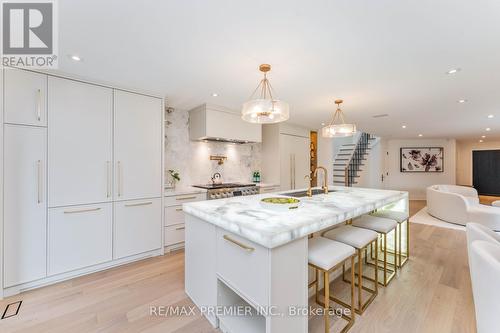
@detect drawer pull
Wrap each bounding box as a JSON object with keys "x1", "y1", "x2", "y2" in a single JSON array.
[
  {"x1": 175, "y1": 226, "x2": 185, "y2": 230},
  {"x1": 175, "y1": 208, "x2": 183, "y2": 212},
  {"x1": 223, "y1": 235, "x2": 255, "y2": 252},
  {"x1": 64, "y1": 207, "x2": 101, "y2": 214},
  {"x1": 125, "y1": 201, "x2": 153, "y2": 207},
  {"x1": 176, "y1": 196, "x2": 196, "y2": 201}
]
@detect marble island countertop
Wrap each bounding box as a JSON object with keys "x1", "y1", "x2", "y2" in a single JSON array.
[{"x1": 183, "y1": 186, "x2": 408, "y2": 249}]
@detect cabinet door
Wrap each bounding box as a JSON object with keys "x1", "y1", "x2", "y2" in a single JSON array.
[
  {"x1": 48, "y1": 203, "x2": 112, "y2": 275},
  {"x1": 114, "y1": 90, "x2": 162, "y2": 200},
  {"x1": 4, "y1": 125, "x2": 47, "y2": 287},
  {"x1": 280, "y1": 134, "x2": 293, "y2": 190},
  {"x1": 292, "y1": 136, "x2": 311, "y2": 189},
  {"x1": 280, "y1": 134, "x2": 310, "y2": 190},
  {"x1": 114, "y1": 198, "x2": 162, "y2": 259},
  {"x1": 4, "y1": 69, "x2": 47, "y2": 126},
  {"x1": 48, "y1": 77, "x2": 113, "y2": 207}
]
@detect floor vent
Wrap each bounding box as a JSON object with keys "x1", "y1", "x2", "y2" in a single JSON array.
[{"x1": 1, "y1": 300, "x2": 22, "y2": 320}]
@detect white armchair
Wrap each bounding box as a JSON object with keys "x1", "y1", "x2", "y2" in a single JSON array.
[
  {"x1": 467, "y1": 240, "x2": 500, "y2": 333},
  {"x1": 427, "y1": 185, "x2": 500, "y2": 231}
]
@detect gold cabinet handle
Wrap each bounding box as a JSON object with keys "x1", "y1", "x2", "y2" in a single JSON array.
[
  {"x1": 176, "y1": 196, "x2": 196, "y2": 201},
  {"x1": 175, "y1": 207, "x2": 183, "y2": 211},
  {"x1": 124, "y1": 201, "x2": 152, "y2": 207},
  {"x1": 117, "y1": 161, "x2": 122, "y2": 197},
  {"x1": 64, "y1": 207, "x2": 101, "y2": 214},
  {"x1": 37, "y1": 160, "x2": 42, "y2": 203},
  {"x1": 36, "y1": 89, "x2": 41, "y2": 121},
  {"x1": 175, "y1": 226, "x2": 185, "y2": 230},
  {"x1": 223, "y1": 235, "x2": 255, "y2": 252}
]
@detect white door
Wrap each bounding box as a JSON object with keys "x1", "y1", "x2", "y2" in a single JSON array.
[
  {"x1": 280, "y1": 134, "x2": 310, "y2": 190},
  {"x1": 4, "y1": 68, "x2": 47, "y2": 126},
  {"x1": 48, "y1": 203, "x2": 112, "y2": 275},
  {"x1": 114, "y1": 90, "x2": 162, "y2": 200},
  {"x1": 114, "y1": 198, "x2": 162, "y2": 259},
  {"x1": 4, "y1": 125, "x2": 47, "y2": 287},
  {"x1": 48, "y1": 77, "x2": 113, "y2": 207}
]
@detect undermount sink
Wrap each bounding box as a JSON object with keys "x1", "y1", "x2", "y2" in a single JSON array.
[{"x1": 283, "y1": 189, "x2": 336, "y2": 198}]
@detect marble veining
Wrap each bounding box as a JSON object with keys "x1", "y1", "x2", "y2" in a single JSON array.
[
  {"x1": 183, "y1": 186, "x2": 408, "y2": 248},
  {"x1": 164, "y1": 108, "x2": 261, "y2": 187}
]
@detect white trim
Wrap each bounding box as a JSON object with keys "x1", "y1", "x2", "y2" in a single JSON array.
[{"x1": 3, "y1": 248, "x2": 163, "y2": 297}]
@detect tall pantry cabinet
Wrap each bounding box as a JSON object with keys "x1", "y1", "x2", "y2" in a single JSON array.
[{"x1": 1, "y1": 68, "x2": 164, "y2": 296}]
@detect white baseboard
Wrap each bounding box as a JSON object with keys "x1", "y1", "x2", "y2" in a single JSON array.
[{"x1": 3, "y1": 248, "x2": 163, "y2": 297}]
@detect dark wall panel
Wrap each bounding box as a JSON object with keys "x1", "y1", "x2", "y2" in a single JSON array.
[{"x1": 473, "y1": 150, "x2": 500, "y2": 196}]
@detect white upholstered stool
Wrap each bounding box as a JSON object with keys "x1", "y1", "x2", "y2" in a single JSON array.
[
  {"x1": 371, "y1": 210, "x2": 410, "y2": 268},
  {"x1": 322, "y1": 225, "x2": 378, "y2": 315},
  {"x1": 492, "y1": 200, "x2": 500, "y2": 207},
  {"x1": 308, "y1": 237, "x2": 356, "y2": 333},
  {"x1": 352, "y1": 215, "x2": 398, "y2": 286}
]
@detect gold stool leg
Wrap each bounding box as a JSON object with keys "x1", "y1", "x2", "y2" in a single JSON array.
[
  {"x1": 398, "y1": 223, "x2": 402, "y2": 268},
  {"x1": 375, "y1": 238, "x2": 379, "y2": 294},
  {"x1": 357, "y1": 249, "x2": 362, "y2": 311},
  {"x1": 316, "y1": 268, "x2": 320, "y2": 305},
  {"x1": 324, "y1": 271, "x2": 330, "y2": 333},
  {"x1": 350, "y1": 255, "x2": 355, "y2": 324},
  {"x1": 383, "y1": 233, "x2": 387, "y2": 285}
]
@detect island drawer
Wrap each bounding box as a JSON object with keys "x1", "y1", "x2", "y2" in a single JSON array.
[
  {"x1": 216, "y1": 228, "x2": 269, "y2": 308},
  {"x1": 164, "y1": 193, "x2": 205, "y2": 207}
]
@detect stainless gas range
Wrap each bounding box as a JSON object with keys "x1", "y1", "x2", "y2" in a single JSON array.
[{"x1": 192, "y1": 183, "x2": 259, "y2": 200}]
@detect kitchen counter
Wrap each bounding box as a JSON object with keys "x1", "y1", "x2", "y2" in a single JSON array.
[
  {"x1": 184, "y1": 186, "x2": 408, "y2": 333},
  {"x1": 164, "y1": 187, "x2": 206, "y2": 197},
  {"x1": 183, "y1": 186, "x2": 408, "y2": 248}
]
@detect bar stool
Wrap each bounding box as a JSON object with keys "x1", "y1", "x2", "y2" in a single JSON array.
[
  {"x1": 322, "y1": 225, "x2": 378, "y2": 315},
  {"x1": 308, "y1": 237, "x2": 356, "y2": 333},
  {"x1": 371, "y1": 210, "x2": 410, "y2": 268},
  {"x1": 352, "y1": 215, "x2": 398, "y2": 286}
]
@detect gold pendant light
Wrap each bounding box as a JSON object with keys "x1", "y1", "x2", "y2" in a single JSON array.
[
  {"x1": 321, "y1": 99, "x2": 356, "y2": 137},
  {"x1": 242, "y1": 64, "x2": 290, "y2": 124}
]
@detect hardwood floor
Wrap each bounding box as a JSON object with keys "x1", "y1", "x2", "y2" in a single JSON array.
[
  {"x1": 479, "y1": 195, "x2": 500, "y2": 205},
  {"x1": 0, "y1": 200, "x2": 476, "y2": 333}
]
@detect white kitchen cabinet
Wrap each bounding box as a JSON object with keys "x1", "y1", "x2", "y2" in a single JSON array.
[
  {"x1": 3, "y1": 125, "x2": 47, "y2": 287},
  {"x1": 48, "y1": 203, "x2": 112, "y2": 275},
  {"x1": 164, "y1": 224, "x2": 185, "y2": 246},
  {"x1": 114, "y1": 90, "x2": 162, "y2": 201},
  {"x1": 280, "y1": 134, "x2": 310, "y2": 190},
  {"x1": 262, "y1": 124, "x2": 311, "y2": 190},
  {"x1": 114, "y1": 198, "x2": 162, "y2": 259},
  {"x1": 48, "y1": 77, "x2": 113, "y2": 207},
  {"x1": 4, "y1": 69, "x2": 47, "y2": 126}
]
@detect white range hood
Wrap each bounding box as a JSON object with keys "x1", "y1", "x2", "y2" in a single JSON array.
[{"x1": 189, "y1": 103, "x2": 262, "y2": 143}]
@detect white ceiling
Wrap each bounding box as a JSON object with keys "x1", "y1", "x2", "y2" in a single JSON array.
[{"x1": 55, "y1": 0, "x2": 500, "y2": 140}]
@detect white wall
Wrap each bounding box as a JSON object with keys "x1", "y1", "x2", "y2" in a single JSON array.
[
  {"x1": 165, "y1": 108, "x2": 261, "y2": 187},
  {"x1": 456, "y1": 139, "x2": 500, "y2": 186},
  {"x1": 384, "y1": 139, "x2": 456, "y2": 200}
]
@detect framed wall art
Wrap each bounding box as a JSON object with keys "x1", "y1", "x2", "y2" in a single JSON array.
[{"x1": 400, "y1": 147, "x2": 444, "y2": 173}]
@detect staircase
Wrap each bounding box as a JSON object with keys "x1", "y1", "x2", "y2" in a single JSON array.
[{"x1": 332, "y1": 132, "x2": 376, "y2": 186}]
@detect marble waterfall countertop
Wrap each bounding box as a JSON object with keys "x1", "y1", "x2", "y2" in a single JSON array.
[{"x1": 183, "y1": 186, "x2": 408, "y2": 248}]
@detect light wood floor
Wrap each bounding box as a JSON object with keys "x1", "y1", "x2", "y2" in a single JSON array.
[
  {"x1": 0, "y1": 200, "x2": 476, "y2": 333},
  {"x1": 479, "y1": 195, "x2": 500, "y2": 205}
]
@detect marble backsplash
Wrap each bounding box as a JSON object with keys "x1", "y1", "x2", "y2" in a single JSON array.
[{"x1": 165, "y1": 108, "x2": 261, "y2": 188}]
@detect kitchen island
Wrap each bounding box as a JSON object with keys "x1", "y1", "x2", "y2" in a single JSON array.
[{"x1": 183, "y1": 186, "x2": 408, "y2": 333}]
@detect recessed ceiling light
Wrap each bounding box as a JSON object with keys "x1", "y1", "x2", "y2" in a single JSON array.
[
  {"x1": 486, "y1": 128, "x2": 491, "y2": 131},
  {"x1": 402, "y1": 125, "x2": 407, "y2": 129},
  {"x1": 479, "y1": 140, "x2": 484, "y2": 143},
  {"x1": 457, "y1": 99, "x2": 467, "y2": 103},
  {"x1": 418, "y1": 134, "x2": 423, "y2": 137},
  {"x1": 482, "y1": 135, "x2": 486, "y2": 138},
  {"x1": 321, "y1": 122, "x2": 325, "y2": 126},
  {"x1": 488, "y1": 114, "x2": 494, "y2": 119},
  {"x1": 70, "y1": 55, "x2": 82, "y2": 61},
  {"x1": 211, "y1": 93, "x2": 218, "y2": 97},
  {"x1": 446, "y1": 68, "x2": 461, "y2": 75}
]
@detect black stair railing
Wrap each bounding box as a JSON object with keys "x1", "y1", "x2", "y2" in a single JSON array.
[{"x1": 344, "y1": 132, "x2": 372, "y2": 186}]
